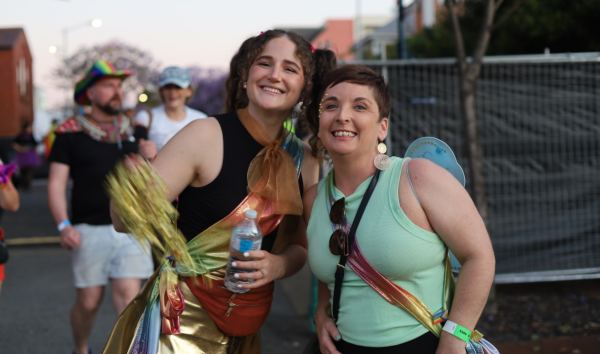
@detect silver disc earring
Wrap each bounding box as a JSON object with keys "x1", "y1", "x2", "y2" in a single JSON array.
[{"x1": 374, "y1": 141, "x2": 391, "y2": 170}]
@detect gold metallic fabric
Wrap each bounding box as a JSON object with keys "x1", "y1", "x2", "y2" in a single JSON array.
[
  {"x1": 102, "y1": 275, "x2": 261, "y2": 354},
  {"x1": 156, "y1": 280, "x2": 261, "y2": 354},
  {"x1": 102, "y1": 270, "x2": 159, "y2": 354}
]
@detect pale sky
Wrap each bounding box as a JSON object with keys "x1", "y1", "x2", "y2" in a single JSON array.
[{"x1": 2, "y1": 0, "x2": 411, "y2": 109}]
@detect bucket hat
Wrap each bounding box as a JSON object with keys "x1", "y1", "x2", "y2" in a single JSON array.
[{"x1": 74, "y1": 61, "x2": 133, "y2": 105}]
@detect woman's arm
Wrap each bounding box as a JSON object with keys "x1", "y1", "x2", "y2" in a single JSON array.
[
  {"x1": 236, "y1": 145, "x2": 320, "y2": 289},
  {"x1": 301, "y1": 183, "x2": 342, "y2": 353},
  {"x1": 269, "y1": 143, "x2": 321, "y2": 278},
  {"x1": 315, "y1": 280, "x2": 342, "y2": 354},
  {"x1": 0, "y1": 180, "x2": 19, "y2": 211},
  {"x1": 404, "y1": 158, "x2": 495, "y2": 353},
  {"x1": 12, "y1": 143, "x2": 25, "y2": 153},
  {"x1": 111, "y1": 118, "x2": 223, "y2": 232},
  {"x1": 301, "y1": 142, "x2": 320, "y2": 192}
]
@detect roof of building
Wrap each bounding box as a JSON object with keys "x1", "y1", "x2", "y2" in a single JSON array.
[
  {"x1": 0, "y1": 28, "x2": 24, "y2": 50},
  {"x1": 354, "y1": 18, "x2": 399, "y2": 49},
  {"x1": 274, "y1": 27, "x2": 324, "y2": 42}
]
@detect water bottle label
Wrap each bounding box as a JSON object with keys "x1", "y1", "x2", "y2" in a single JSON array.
[
  {"x1": 230, "y1": 228, "x2": 261, "y2": 253},
  {"x1": 238, "y1": 239, "x2": 256, "y2": 253}
]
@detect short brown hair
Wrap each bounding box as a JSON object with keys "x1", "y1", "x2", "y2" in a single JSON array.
[{"x1": 306, "y1": 64, "x2": 391, "y2": 156}]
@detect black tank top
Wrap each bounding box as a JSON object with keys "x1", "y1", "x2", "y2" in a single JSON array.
[{"x1": 177, "y1": 111, "x2": 304, "y2": 252}]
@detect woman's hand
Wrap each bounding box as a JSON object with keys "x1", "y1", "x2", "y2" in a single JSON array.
[
  {"x1": 435, "y1": 331, "x2": 467, "y2": 354},
  {"x1": 138, "y1": 139, "x2": 158, "y2": 160},
  {"x1": 315, "y1": 312, "x2": 342, "y2": 354},
  {"x1": 231, "y1": 250, "x2": 285, "y2": 289}
]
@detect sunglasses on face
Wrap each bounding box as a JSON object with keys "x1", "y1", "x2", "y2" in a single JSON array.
[{"x1": 329, "y1": 198, "x2": 348, "y2": 256}]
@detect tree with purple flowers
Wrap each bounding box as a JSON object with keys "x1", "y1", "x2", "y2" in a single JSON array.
[
  {"x1": 52, "y1": 40, "x2": 161, "y2": 108},
  {"x1": 186, "y1": 66, "x2": 228, "y2": 116},
  {"x1": 52, "y1": 41, "x2": 228, "y2": 115}
]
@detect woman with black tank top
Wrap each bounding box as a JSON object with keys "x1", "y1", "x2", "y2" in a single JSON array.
[{"x1": 105, "y1": 30, "x2": 336, "y2": 354}]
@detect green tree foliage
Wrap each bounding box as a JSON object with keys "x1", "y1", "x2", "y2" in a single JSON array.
[{"x1": 408, "y1": 0, "x2": 600, "y2": 58}]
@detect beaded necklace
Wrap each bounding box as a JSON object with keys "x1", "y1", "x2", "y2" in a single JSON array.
[{"x1": 75, "y1": 114, "x2": 135, "y2": 148}]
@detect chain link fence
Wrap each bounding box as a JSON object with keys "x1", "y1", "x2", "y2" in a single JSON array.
[{"x1": 355, "y1": 53, "x2": 600, "y2": 283}]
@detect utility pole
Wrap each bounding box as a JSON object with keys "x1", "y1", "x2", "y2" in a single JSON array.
[
  {"x1": 355, "y1": 0, "x2": 362, "y2": 60},
  {"x1": 397, "y1": 0, "x2": 408, "y2": 59}
]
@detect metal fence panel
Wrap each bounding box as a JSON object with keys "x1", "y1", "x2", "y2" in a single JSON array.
[{"x1": 356, "y1": 53, "x2": 600, "y2": 283}]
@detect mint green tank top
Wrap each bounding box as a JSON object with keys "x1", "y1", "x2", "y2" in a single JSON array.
[{"x1": 307, "y1": 157, "x2": 447, "y2": 347}]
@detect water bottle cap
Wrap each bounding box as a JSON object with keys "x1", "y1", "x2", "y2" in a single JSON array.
[{"x1": 245, "y1": 209, "x2": 257, "y2": 219}]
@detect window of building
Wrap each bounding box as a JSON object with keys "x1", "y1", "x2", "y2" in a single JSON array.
[{"x1": 17, "y1": 58, "x2": 28, "y2": 97}]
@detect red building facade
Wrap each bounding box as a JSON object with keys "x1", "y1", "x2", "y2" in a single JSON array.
[
  {"x1": 0, "y1": 28, "x2": 34, "y2": 137},
  {"x1": 311, "y1": 20, "x2": 355, "y2": 61}
]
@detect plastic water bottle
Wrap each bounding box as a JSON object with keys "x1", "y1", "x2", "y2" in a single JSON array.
[{"x1": 224, "y1": 209, "x2": 263, "y2": 293}]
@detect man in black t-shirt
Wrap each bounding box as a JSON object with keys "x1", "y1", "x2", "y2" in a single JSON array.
[{"x1": 47, "y1": 61, "x2": 157, "y2": 354}]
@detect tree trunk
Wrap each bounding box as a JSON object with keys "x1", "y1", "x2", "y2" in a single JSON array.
[
  {"x1": 459, "y1": 76, "x2": 489, "y2": 228},
  {"x1": 446, "y1": 0, "x2": 529, "y2": 317}
]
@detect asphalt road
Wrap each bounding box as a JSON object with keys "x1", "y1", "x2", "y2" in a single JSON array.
[{"x1": 0, "y1": 180, "x2": 314, "y2": 353}]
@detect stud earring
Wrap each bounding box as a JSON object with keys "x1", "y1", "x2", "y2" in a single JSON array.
[
  {"x1": 374, "y1": 140, "x2": 391, "y2": 171},
  {"x1": 243, "y1": 82, "x2": 247, "y2": 89}
]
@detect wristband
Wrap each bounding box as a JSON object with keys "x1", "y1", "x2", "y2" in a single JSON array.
[
  {"x1": 442, "y1": 320, "x2": 471, "y2": 342},
  {"x1": 57, "y1": 220, "x2": 71, "y2": 232}
]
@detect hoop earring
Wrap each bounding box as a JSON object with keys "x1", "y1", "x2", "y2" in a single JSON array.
[{"x1": 374, "y1": 139, "x2": 391, "y2": 171}]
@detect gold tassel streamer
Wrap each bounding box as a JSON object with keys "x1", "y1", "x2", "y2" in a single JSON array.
[{"x1": 105, "y1": 158, "x2": 198, "y2": 274}]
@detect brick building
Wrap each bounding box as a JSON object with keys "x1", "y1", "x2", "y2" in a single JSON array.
[
  {"x1": 279, "y1": 17, "x2": 392, "y2": 62},
  {"x1": 0, "y1": 28, "x2": 34, "y2": 138},
  {"x1": 310, "y1": 20, "x2": 355, "y2": 61}
]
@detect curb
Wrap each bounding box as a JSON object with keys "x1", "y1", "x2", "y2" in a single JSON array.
[{"x1": 5, "y1": 236, "x2": 61, "y2": 246}]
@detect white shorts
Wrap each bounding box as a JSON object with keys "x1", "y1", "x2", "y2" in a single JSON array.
[{"x1": 71, "y1": 224, "x2": 154, "y2": 288}]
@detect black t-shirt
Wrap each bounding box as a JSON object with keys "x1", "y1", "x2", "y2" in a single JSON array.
[{"x1": 48, "y1": 126, "x2": 147, "y2": 225}]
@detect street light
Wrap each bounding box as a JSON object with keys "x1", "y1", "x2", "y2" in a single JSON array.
[
  {"x1": 62, "y1": 19, "x2": 103, "y2": 59},
  {"x1": 49, "y1": 19, "x2": 103, "y2": 114},
  {"x1": 48, "y1": 19, "x2": 103, "y2": 58}
]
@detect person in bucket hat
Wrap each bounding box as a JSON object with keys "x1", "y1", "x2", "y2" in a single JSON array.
[
  {"x1": 47, "y1": 61, "x2": 156, "y2": 354},
  {"x1": 134, "y1": 66, "x2": 207, "y2": 151}
]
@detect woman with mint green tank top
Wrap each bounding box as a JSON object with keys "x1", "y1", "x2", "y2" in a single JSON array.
[{"x1": 302, "y1": 65, "x2": 495, "y2": 354}]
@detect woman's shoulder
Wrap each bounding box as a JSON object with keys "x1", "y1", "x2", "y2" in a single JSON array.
[
  {"x1": 179, "y1": 116, "x2": 221, "y2": 136},
  {"x1": 162, "y1": 116, "x2": 221, "y2": 152},
  {"x1": 185, "y1": 106, "x2": 208, "y2": 119},
  {"x1": 403, "y1": 157, "x2": 461, "y2": 193},
  {"x1": 303, "y1": 179, "x2": 323, "y2": 224},
  {"x1": 301, "y1": 141, "x2": 318, "y2": 165}
]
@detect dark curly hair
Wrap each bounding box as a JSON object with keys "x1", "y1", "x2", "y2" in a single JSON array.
[
  {"x1": 224, "y1": 30, "x2": 337, "y2": 157},
  {"x1": 305, "y1": 64, "x2": 391, "y2": 157}
]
